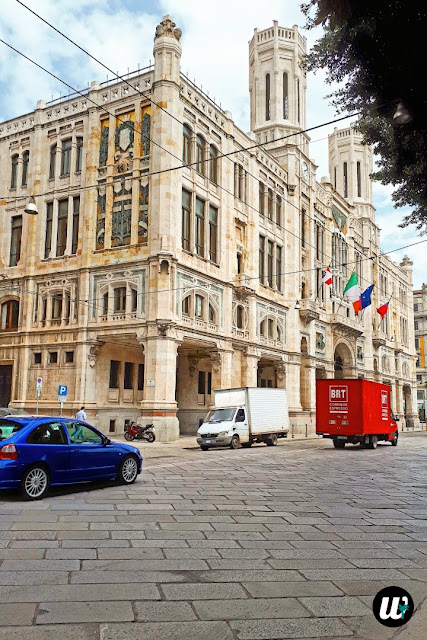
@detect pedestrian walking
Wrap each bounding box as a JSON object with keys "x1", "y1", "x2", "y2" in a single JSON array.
[{"x1": 76, "y1": 406, "x2": 87, "y2": 421}]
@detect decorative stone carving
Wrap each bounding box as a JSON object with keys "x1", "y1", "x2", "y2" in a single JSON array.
[
  {"x1": 210, "y1": 352, "x2": 221, "y2": 373},
  {"x1": 189, "y1": 357, "x2": 198, "y2": 376},
  {"x1": 112, "y1": 180, "x2": 132, "y2": 247},
  {"x1": 139, "y1": 182, "x2": 149, "y2": 242},
  {"x1": 155, "y1": 15, "x2": 182, "y2": 41},
  {"x1": 87, "y1": 342, "x2": 102, "y2": 368},
  {"x1": 275, "y1": 361, "x2": 286, "y2": 383}
]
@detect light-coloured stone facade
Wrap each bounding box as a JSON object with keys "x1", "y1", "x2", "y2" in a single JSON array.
[
  {"x1": 414, "y1": 284, "x2": 427, "y2": 422},
  {"x1": 0, "y1": 16, "x2": 419, "y2": 439}
]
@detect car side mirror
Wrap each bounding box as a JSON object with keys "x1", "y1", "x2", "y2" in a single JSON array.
[{"x1": 103, "y1": 437, "x2": 111, "y2": 445}]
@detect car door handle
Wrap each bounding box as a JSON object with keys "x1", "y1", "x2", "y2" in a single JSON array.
[{"x1": 72, "y1": 449, "x2": 82, "y2": 453}]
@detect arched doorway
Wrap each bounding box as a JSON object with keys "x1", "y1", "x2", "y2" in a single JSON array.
[
  {"x1": 403, "y1": 384, "x2": 414, "y2": 429},
  {"x1": 334, "y1": 342, "x2": 354, "y2": 379},
  {"x1": 300, "y1": 337, "x2": 310, "y2": 409}
]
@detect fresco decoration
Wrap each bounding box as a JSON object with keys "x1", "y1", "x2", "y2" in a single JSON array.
[
  {"x1": 99, "y1": 124, "x2": 109, "y2": 167},
  {"x1": 112, "y1": 179, "x2": 132, "y2": 247},
  {"x1": 96, "y1": 189, "x2": 106, "y2": 250},
  {"x1": 138, "y1": 181, "x2": 149, "y2": 244},
  {"x1": 332, "y1": 206, "x2": 347, "y2": 234},
  {"x1": 141, "y1": 112, "x2": 151, "y2": 157}
]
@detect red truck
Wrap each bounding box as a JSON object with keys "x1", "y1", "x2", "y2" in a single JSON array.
[{"x1": 316, "y1": 379, "x2": 399, "y2": 449}]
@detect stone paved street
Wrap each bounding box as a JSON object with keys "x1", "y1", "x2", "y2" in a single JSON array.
[{"x1": 0, "y1": 433, "x2": 426, "y2": 639}]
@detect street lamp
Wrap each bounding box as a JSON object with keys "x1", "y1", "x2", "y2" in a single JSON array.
[
  {"x1": 24, "y1": 195, "x2": 38, "y2": 215},
  {"x1": 393, "y1": 101, "x2": 412, "y2": 125}
]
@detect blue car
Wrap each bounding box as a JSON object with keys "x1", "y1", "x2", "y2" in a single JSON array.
[{"x1": 0, "y1": 416, "x2": 143, "y2": 500}]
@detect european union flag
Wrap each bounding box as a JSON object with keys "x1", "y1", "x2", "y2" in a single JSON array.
[{"x1": 360, "y1": 284, "x2": 374, "y2": 309}]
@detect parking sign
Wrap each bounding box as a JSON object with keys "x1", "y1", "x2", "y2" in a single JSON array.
[{"x1": 58, "y1": 385, "x2": 68, "y2": 402}]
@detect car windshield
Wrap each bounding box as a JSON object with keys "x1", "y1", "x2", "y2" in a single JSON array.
[
  {"x1": 0, "y1": 419, "x2": 26, "y2": 441},
  {"x1": 206, "y1": 408, "x2": 236, "y2": 423}
]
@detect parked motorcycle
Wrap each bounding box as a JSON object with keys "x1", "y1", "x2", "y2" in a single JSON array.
[{"x1": 124, "y1": 422, "x2": 156, "y2": 443}]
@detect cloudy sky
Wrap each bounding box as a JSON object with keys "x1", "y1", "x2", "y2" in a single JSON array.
[{"x1": 1, "y1": 0, "x2": 425, "y2": 287}]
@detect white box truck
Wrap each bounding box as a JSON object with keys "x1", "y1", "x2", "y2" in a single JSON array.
[{"x1": 196, "y1": 387, "x2": 289, "y2": 450}]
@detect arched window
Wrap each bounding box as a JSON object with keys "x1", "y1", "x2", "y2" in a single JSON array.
[
  {"x1": 276, "y1": 195, "x2": 281, "y2": 225},
  {"x1": 236, "y1": 305, "x2": 244, "y2": 329},
  {"x1": 61, "y1": 138, "x2": 72, "y2": 176},
  {"x1": 195, "y1": 294, "x2": 204, "y2": 319},
  {"x1": 49, "y1": 144, "x2": 57, "y2": 179},
  {"x1": 22, "y1": 151, "x2": 29, "y2": 186},
  {"x1": 182, "y1": 295, "x2": 190, "y2": 316},
  {"x1": 1, "y1": 300, "x2": 19, "y2": 331},
  {"x1": 343, "y1": 162, "x2": 348, "y2": 198},
  {"x1": 76, "y1": 136, "x2": 83, "y2": 172},
  {"x1": 356, "y1": 161, "x2": 362, "y2": 197},
  {"x1": 283, "y1": 72, "x2": 289, "y2": 119},
  {"x1": 196, "y1": 135, "x2": 205, "y2": 174},
  {"x1": 10, "y1": 154, "x2": 18, "y2": 188},
  {"x1": 267, "y1": 188, "x2": 273, "y2": 220},
  {"x1": 260, "y1": 319, "x2": 266, "y2": 337},
  {"x1": 209, "y1": 304, "x2": 216, "y2": 323},
  {"x1": 183, "y1": 124, "x2": 192, "y2": 165},
  {"x1": 265, "y1": 73, "x2": 271, "y2": 121},
  {"x1": 209, "y1": 144, "x2": 218, "y2": 183}
]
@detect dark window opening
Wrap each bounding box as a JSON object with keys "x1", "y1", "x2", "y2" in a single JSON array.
[
  {"x1": 124, "y1": 362, "x2": 134, "y2": 390},
  {"x1": 71, "y1": 196, "x2": 80, "y2": 254},
  {"x1": 49, "y1": 351, "x2": 58, "y2": 364},
  {"x1": 138, "y1": 363, "x2": 145, "y2": 391},
  {"x1": 76, "y1": 137, "x2": 83, "y2": 172},
  {"x1": 34, "y1": 352, "x2": 42, "y2": 365},
  {"x1": 45, "y1": 203, "x2": 53, "y2": 258},
  {"x1": 56, "y1": 199, "x2": 68, "y2": 257},
  {"x1": 22, "y1": 151, "x2": 29, "y2": 186},
  {"x1": 109, "y1": 360, "x2": 119, "y2": 388},
  {"x1": 10, "y1": 215, "x2": 22, "y2": 267},
  {"x1": 61, "y1": 138, "x2": 72, "y2": 176},
  {"x1": 198, "y1": 371, "x2": 205, "y2": 395},
  {"x1": 65, "y1": 351, "x2": 74, "y2": 363},
  {"x1": 182, "y1": 189, "x2": 191, "y2": 251}
]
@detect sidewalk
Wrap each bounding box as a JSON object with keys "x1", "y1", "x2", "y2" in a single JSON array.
[{"x1": 114, "y1": 430, "x2": 321, "y2": 458}]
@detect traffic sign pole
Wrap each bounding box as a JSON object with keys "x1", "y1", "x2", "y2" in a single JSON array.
[{"x1": 36, "y1": 378, "x2": 43, "y2": 416}]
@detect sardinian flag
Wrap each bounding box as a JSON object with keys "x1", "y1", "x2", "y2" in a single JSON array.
[{"x1": 322, "y1": 267, "x2": 332, "y2": 287}]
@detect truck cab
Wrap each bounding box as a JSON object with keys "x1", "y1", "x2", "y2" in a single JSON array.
[{"x1": 197, "y1": 406, "x2": 248, "y2": 450}]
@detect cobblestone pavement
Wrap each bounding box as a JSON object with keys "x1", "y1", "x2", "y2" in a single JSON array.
[{"x1": 0, "y1": 433, "x2": 426, "y2": 639}]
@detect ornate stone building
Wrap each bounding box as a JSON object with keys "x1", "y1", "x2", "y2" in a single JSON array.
[
  {"x1": 0, "y1": 16, "x2": 419, "y2": 439},
  {"x1": 414, "y1": 284, "x2": 427, "y2": 421}
]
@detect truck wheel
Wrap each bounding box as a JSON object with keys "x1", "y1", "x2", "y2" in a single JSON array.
[
  {"x1": 391, "y1": 431, "x2": 398, "y2": 446},
  {"x1": 333, "y1": 440, "x2": 345, "y2": 448},
  {"x1": 266, "y1": 433, "x2": 278, "y2": 446},
  {"x1": 230, "y1": 435, "x2": 240, "y2": 449},
  {"x1": 368, "y1": 436, "x2": 378, "y2": 449},
  {"x1": 200, "y1": 446, "x2": 209, "y2": 451},
  {"x1": 241, "y1": 442, "x2": 252, "y2": 448}
]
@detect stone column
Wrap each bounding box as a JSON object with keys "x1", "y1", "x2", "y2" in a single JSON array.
[
  {"x1": 243, "y1": 347, "x2": 259, "y2": 387},
  {"x1": 139, "y1": 331, "x2": 180, "y2": 442},
  {"x1": 210, "y1": 347, "x2": 234, "y2": 391},
  {"x1": 79, "y1": 340, "x2": 103, "y2": 425},
  {"x1": 274, "y1": 360, "x2": 286, "y2": 389}
]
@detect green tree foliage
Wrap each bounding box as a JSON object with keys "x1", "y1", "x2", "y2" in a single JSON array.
[{"x1": 302, "y1": 0, "x2": 427, "y2": 231}]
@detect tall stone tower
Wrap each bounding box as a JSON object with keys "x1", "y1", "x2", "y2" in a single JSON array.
[
  {"x1": 249, "y1": 21, "x2": 307, "y2": 156},
  {"x1": 328, "y1": 126, "x2": 374, "y2": 218}
]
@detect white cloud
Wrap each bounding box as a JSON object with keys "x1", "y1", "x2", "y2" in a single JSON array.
[{"x1": 1, "y1": 0, "x2": 424, "y2": 287}]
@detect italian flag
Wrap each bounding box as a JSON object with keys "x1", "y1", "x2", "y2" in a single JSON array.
[{"x1": 343, "y1": 272, "x2": 361, "y2": 313}]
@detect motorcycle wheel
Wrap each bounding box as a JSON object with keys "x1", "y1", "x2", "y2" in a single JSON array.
[
  {"x1": 145, "y1": 431, "x2": 155, "y2": 443},
  {"x1": 124, "y1": 432, "x2": 134, "y2": 441}
]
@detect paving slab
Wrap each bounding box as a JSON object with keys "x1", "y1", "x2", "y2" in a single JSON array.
[
  {"x1": 133, "y1": 601, "x2": 197, "y2": 622},
  {"x1": 0, "y1": 602, "x2": 36, "y2": 626},
  {"x1": 36, "y1": 601, "x2": 134, "y2": 624},
  {"x1": 228, "y1": 617, "x2": 352, "y2": 639},
  {"x1": 193, "y1": 597, "x2": 309, "y2": 620},
  {"x1": 100, "y1": 621, "x2": 234, "y2": 640}
]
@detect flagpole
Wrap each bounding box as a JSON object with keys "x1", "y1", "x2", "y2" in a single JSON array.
[{"x1": 317, "y1": 262, "x2": 332, "y2": 301}]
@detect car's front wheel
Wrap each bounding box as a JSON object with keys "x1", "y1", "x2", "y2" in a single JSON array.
[
  {"x1": 21, "y1": 464, "x2": 50, "y2": 500},
  {"x1": 117, "y1": 455, "x2": 139, "y2": 484}
]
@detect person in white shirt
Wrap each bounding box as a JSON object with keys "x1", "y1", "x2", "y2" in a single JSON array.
[{"x1": 76, "y1": 406, "x2": 87, "y2": 421}]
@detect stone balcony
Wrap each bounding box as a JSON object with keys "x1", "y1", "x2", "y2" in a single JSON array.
[
  {"x1": 330, "y1": 312, "x2": 364, "y2": 338},
  {"x1": 298, "y1": 299, "x2": 320, "y2": 325}
]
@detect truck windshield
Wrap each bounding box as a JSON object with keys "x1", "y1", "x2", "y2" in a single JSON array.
[{"x1": 206, "y1": 408, "x2": 236, "y2": 423}]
